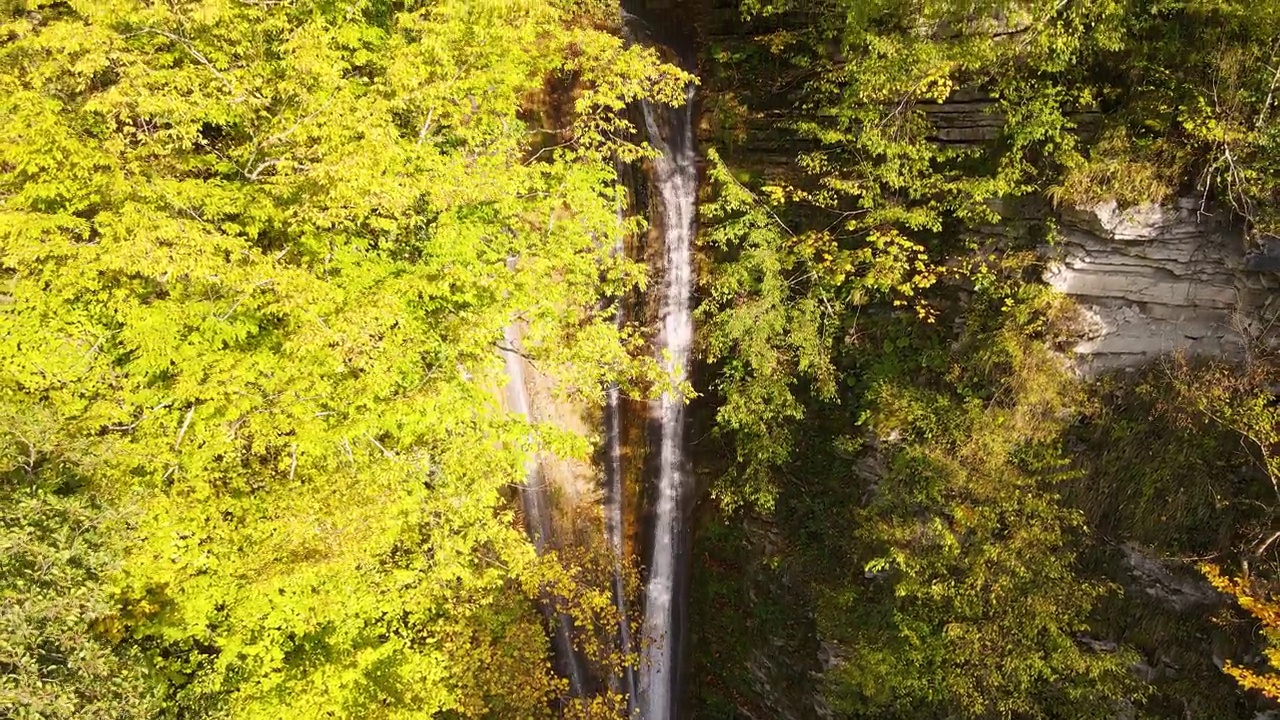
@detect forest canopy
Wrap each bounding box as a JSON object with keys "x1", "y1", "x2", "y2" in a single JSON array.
[
  {"x1": 6, "y1": 0, "x2": 1280, "y2": 718},
  {"x1": 0, "y1": 0, "x2": 684, "y2": 716}
]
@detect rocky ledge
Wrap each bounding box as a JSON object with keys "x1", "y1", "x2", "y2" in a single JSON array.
[{"x1": 1044, "y1": 199, "x2": 1280, "y2": 373}]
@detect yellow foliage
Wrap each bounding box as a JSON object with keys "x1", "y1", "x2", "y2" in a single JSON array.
[{"x1": 1203, "y1": 564, "x2": 1280, "y2": 700}]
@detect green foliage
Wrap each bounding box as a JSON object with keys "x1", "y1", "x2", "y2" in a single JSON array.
[
  {"x1": 738, "y1": 0, "x2": 1127, "y2": 231},
  {"x1": 0, "y1": 470, "x2": 157, "y2": 719},
  {"x1": 805, "y1": 276, "x2": 1138, "y2": 719},
  {"x1": 1059, "y1": 356, "x2": 1280, "y2": 717},
  {"x1": 699, "y1": 148, "x2": 945, "y2": 511},
  {"x1": 1066, "y1": 361, "x2": 1275, "y2": 557},
  {"x1": 698, "y1": 150, "x2": 835, "y2": 512},
  {"x1": 0, "y1": 0, "x2": 685, "y2": 716}
]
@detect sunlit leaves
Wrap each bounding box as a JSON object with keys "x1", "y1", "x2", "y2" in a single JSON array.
[{"x1": 0, "y1": 0, "x2": 682, "y2": 715}]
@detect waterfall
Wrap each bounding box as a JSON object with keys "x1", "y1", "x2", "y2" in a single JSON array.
[
  {"x1": 636, "y1": 84, "x2": 697, "y2": 720},
  {"x1": 604, "y1": 352, "x2": 639, "y2": 711},
  {"x1": 604, "y1": 226, "x2": 639, "y2": 710},
  {"x1": 500, "y1": 322, "x2": 588, "y2": 698}
]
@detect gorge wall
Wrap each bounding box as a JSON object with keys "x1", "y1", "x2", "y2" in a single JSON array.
[
  {"x1": 914, "y1": 82, "x2": 1280, "y2": 375},
  {"x1": 1046, "y1": 200, "x2": 1280, "y2": 373},
  {"x1": 680, "y1": 2, "x2": 1280, "y2": 718},
  {"x1": 928, "y1": 93, "x2": 1280, "y2": 373}
]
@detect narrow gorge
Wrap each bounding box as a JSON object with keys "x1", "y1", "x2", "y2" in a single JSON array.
[
  {"x1": 514, "y1": 1, "x2": 1280, "y2": 718},
  {"x1": 507, "y1": 4, "x2": 703, "y2": 714}
]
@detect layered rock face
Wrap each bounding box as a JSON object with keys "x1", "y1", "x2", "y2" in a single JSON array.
[{"x1": 1044, "y1": 199, "x2": 1280, "y2": 372}]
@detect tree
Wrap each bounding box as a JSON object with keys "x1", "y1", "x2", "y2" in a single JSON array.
[
  {"x1": 1204, "y1": 566, "x2": 1280, "y2": 702},
  {"x1": 0, "y1": 0, "x2": 685, "y2": 715},
  {"x1": 0, "y1": 469, "x2": 157, "y2": 719}
]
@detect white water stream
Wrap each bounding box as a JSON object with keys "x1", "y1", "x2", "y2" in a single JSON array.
[
  {"x1": 500, "y1": 322, "x2": 588, "y2": 698},
  {"x1": 604, "y1": 224, "x2": 639, "y2": 711},
  {"x1": 506, "y1": 13, "x2": 699, "y2": 709},
  {"x1": 636, "y1": 85, "x2": 698, "y2": 720}
]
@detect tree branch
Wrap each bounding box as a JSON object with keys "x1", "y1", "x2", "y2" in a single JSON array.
[{"x1": 127, "y1": 28, "x2": 235, "y2": 93}]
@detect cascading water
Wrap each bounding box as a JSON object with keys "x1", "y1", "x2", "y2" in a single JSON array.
[
  {"x1": 500, "y1": 322, "x2": 588, "y2": 698},
  {"x1": 604, "y1": 225, "x2": 639, "y2": 710},
  {"x1": 636, "y1": 83, "x2": 698, "y2": 720}
]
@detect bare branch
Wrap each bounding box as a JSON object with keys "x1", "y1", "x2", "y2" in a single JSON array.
[
  {"x1": 127, "y1": 28, "x2": 235, "y2": 92},
  {"x1": 263, "y1": 92, "x2": 339, "y2": 148},
  {"x1": 174, "y1": 406, "x2": 195, "y2": 450},
  {"x1": 1258, "y1": 63, "x2": 1280, "y2": 129},
  {"x1": 246, "y1": 158, "x2": 282, "y2": 181},
  {"x1": 367, "y1": 434, "x2": 395, "y2": 458},
  {"x1": 417, "y1": 107, "x2": 436, "y2": 145},
  {"x1": 1255, "y1": 528, "x2": 1280, "y2": 557}
]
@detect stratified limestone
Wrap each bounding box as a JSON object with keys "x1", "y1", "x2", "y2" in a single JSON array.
[{"x1": 1044, "y1": 199, "x2": 1280, "y2": 373}]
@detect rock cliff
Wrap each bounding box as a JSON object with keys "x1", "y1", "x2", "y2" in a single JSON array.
[{"x1": 1044, "y1": 199, "x2": 1280, "y2": 372}]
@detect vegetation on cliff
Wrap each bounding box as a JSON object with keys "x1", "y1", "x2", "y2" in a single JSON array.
[{"x1": 694, "y1": 0, "x2": 1280, "y2": 717}]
